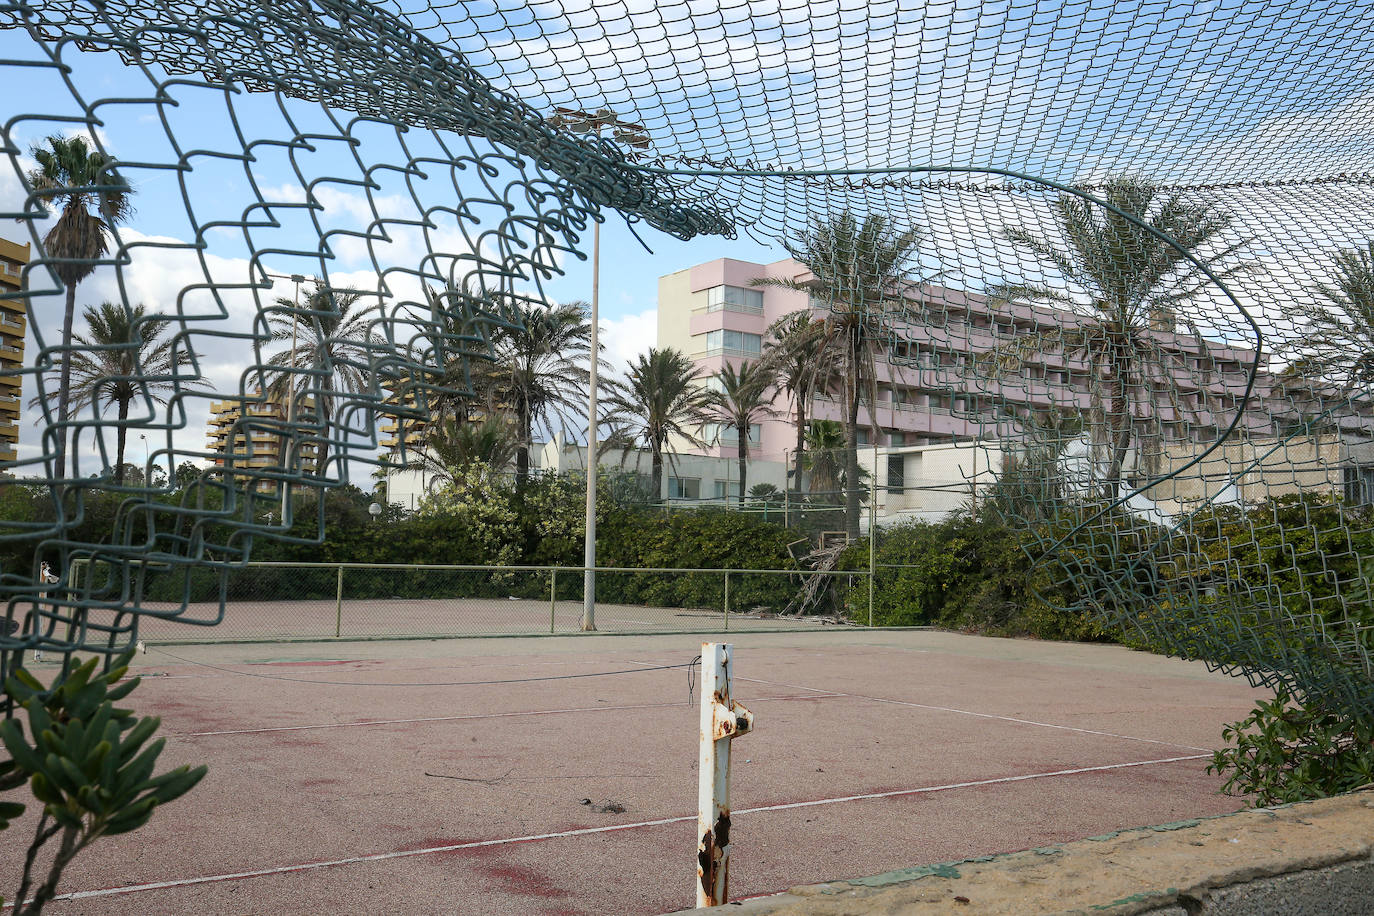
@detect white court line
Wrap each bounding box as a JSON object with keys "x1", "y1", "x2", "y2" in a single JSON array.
[
  {"x1": 734, "y1": 674, "x2": 1213, "y2": 753},
  {"x1": 28, "y1": 754, "x2": 1210, "y2": 906},
  {"x1": 169, "y1": 693, "x2": 843, "y2": 738}
]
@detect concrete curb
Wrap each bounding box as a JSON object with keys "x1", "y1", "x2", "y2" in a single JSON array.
[{"x1": 670, "y1": 791, "x2": 1374, "y2": 915}]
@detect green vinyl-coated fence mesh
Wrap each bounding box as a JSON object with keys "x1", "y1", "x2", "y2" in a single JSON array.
[{"x1": 2, "y1": 1, "x2": 1374, "y2": 726}]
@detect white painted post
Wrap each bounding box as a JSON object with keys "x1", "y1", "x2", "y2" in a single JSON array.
[{"x1": 697, "y1": 643, "x2": 753, "y2": 907}]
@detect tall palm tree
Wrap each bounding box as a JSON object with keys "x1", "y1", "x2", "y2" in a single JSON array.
[
  {"x1": 57, "y1": 301, "x2": 196, "y2": 484},
  {"x1": 28, "y1": 134, "x2": 134, "y2": 479},
  {"x1": 752, "y1": 211, "x2": 922, "y2": 538},
  {"x1": 1283, "y1": 242, "x2": 1374, "y2": 393},
  {"x1": 416, "y1": 280, "x2": 506, "y2": 413},
  {"x1": 603, "y1": 347, "x2": 712, "y2": 499},
  {"x1": 266, "y1": 281, "x2": 380, "y2": 477},
  {"x1": 707, "y1": 360, "x2": 777, "y2": 502},
  {"x1": 762, "y1": 311, "x2": 831, "y2": 498},
  {"x1": 479, "y1": 300, "x2": 595, "y2": 485},
  {"x1": 995, "y1": 177, "x2": 1247, "y2": 499},
  {"x1": 388, "y1": 280, "x2": 509, "y2": 459}
]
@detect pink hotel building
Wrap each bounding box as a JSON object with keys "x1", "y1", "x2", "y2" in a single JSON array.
[{"x1": 657, "y1": 257, "x2": 1269, "y2": 487}]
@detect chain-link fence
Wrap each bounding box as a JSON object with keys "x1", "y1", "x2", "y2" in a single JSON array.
[{"x1": 125, "y1": 563, "x2": 871, "y2": 643}]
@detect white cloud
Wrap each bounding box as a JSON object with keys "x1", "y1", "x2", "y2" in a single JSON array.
[{"x1": 599, "y1": 307, "x2": 656, "y2": 376}]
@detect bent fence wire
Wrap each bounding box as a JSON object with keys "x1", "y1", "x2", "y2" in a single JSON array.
[
  {"x1": 122, "y1": 563, "x2": 865, "y2": 642},
  {"x1": 2, "y1": 1, "x2": 1374, "y2": 725}
]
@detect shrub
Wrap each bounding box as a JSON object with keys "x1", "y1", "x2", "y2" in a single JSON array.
[
  {"x1": 1209, "y1": 687, "x2": 1374, "y2": 806},
  {"x1": 840, "y1": 512, "x2": 1122, "y2": 639},
  {"x1": 1, "y1": 652, "x2": 206, "y2": 913}
]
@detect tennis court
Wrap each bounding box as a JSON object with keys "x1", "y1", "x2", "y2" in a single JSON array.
[{"x1": 0, "y1": 628, "x2": 1270, "y2": 914}]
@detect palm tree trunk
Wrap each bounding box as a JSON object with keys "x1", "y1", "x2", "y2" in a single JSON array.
[
  {"x1": 737, "y1": 434, "x2": 747, "y2": 505},
  {"x1": 793, "y1": 395, "x2": 807, "y2": 497},
  {"x1": 56, "y1": 284, "x2": 77, "y2": 480},
  {"x1": 651, "y1": 443, "x2": 663, "y2": 504},
  {"x1": 516, "y1": 402, "x2": 531, "y2": 487},
  {"x1": 315, "y1": 399, "x2": 331, "y2": 481},
  {"x1": 1105, "y1": 350, "x2": 1134, "y2": 500},
  {"x1": 115, "y1": 399, "x2": 128, "y2": 484},
  {"x1": 843, "y1": 338, "x2": 861, "y2": 541}
]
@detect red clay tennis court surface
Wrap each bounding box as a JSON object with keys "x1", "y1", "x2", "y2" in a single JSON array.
[{"x1": 2, "y1": 629, "x2": 1270, "y2": 914}]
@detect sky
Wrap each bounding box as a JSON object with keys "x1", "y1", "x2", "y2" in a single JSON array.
[{"x1": 0, "y1": 23, "x2": 783, "y2": 480}]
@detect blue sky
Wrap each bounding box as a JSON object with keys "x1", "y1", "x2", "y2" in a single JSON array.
[{"x1": 0, "y1": 22, "x2": 781, "y2": 475}]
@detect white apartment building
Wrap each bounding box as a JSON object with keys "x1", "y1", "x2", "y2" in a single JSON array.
[{"x1": 383, "y1": 431, "x2": 788, "y2": 511}]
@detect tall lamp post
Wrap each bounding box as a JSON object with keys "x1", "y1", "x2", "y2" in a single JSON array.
[
  {"x1": 549, "y1": 107, "x2": 650, "y2": 632},
  {"x1": 265, "y1": 272, "x2": 306, "y2": 521}
]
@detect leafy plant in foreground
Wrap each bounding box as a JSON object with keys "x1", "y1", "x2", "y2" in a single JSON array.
[
  {"x1": 1, "y1": 652, "x2": 207, "y2": 914},
  {"x1": 1208, "y1": 687, "x2": 1374, "y2": 807}
]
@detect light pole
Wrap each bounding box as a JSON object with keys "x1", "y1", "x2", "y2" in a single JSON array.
[
  {"x1": 584, "y1": 217, "x2": 600, "y2": 630},
  {"x1": 265, "y1": 272, "x2": 306, "y2": 522},
  {"x1": 549, "y1": 107, "x2": 650, "y2": 633}
]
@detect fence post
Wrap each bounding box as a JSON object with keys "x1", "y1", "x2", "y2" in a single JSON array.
[
  {"x1": 334, "y1": 564, "x2": 344, "y2": 638},
  {"x1": 697, "y1": 643, "x2": 753, "y2": 908},
  {"x1": 550, "y1": 567, "x2": 557, "y2": 634},
  {"x1": 723, "y1": 570, "x2": 730, "y2": 632}
]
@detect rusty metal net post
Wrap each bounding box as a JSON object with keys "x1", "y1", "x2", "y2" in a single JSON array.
[{"x1": 697, "y1": 642, "x2": 753, "y2": 908}]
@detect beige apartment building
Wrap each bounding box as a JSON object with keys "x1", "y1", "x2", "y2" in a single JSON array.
[
  {"x1": 0, "y1": 239, "x2": 29, "y2": 463},
  {"x1": 205, "y1": 390, "x2": 318, "y2": 489}
]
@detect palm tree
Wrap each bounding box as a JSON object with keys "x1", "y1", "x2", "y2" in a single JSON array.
[
  {"x1": 388, "y1": 280, "x2": 508, "y2": 458},
  {"x1": 417, "y1": 281, "x2": 506, "y2": 413},
  {"x1": 752, "y1": 211, "x2": 922, "y2": 538},
  {"x1": 55, "y1": 302, "x2": 197, "y2": 484},
  {"x1": 802, "y1": 419, "x2": 847, "y2": 501},
  {"x1": 603, "y1": 347, "x2": 712, "y2": 499},
  {"x1": 479, "y1": 301, "x2": 595, "y2": 485},
  {"x1": 1283, "y1": 242, "x2": 1374, "y2": 393},
  {"x1": 28, "y1": 134, "x2": 134, "y2": 479},
  {"x1": 762, "y1": 311, "x2": 831, "y2": 498},
  {"x1": 707, "y1": 360, "x2": 777, "y2": 502},
  {"x1": 266, "y1": 281, "x2": 380, "y2": 477},
  {"x1": 406, "y1": 414, "x2": 518, "y2": 490},
  {"x1": 995, "y1": 177, "x2": 1247, "y2": 499}
]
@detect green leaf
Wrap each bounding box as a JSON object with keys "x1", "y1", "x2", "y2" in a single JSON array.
[
  {"x1": 144, "y1": 765, "x2": 207, "y2": 805},
  {"x1": 103, "y1": 795, "x2": 157, "y2": 836},
  {"x1": 29, "y1": 772, "x2": 61, "y2": 806},
  {"x1": 58, "y1": 756, "x2": 90, "y2": 793},
  {"x1": 0, "y1": 721, "x2": 42, "y2": 774},
  {"x1": 117, "y1": 717, "x2": 160, "y2": 758},
  {"x1": 113, "y1": 738, "x2": 165, "y2": 795}
]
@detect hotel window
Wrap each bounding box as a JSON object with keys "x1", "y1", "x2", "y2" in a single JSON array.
[
  {"x1": 702, "y1": 329, "x2": 762, "y2": 357},
  {"x1": 668, "y1": 477, "x2": 701, "y2": 499},
  {"x1": 706, "y1": 285, "x2": 764, "y2": 314},
  {"x1": 712, "y1": 480, "x2": 742, "y2": 500},
  {"x1": 704, "y1": 422, "x2": 762, "y2": 446},
  {"x1": 886, "y1": 454, "x2": 905, "y2": 493}
]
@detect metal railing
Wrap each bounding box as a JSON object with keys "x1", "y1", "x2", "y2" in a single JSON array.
[{"x1": 130, "y1": 562, "x2": 874, "y2": 644}]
